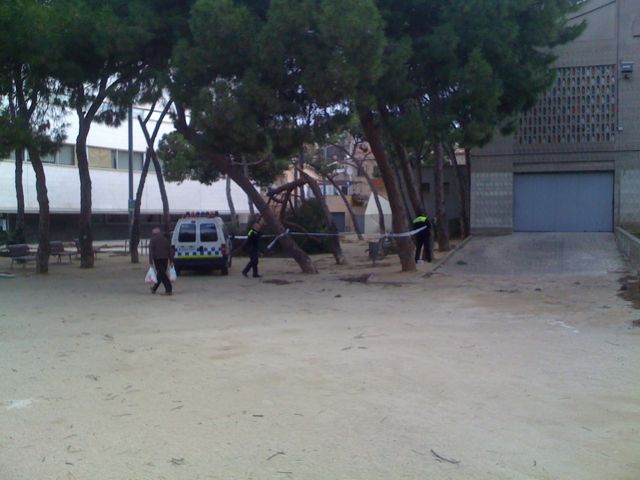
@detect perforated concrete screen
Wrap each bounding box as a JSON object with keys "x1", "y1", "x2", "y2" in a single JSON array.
[{"x1": 516, "y1": 65, "x2": 617, "y2": 145}]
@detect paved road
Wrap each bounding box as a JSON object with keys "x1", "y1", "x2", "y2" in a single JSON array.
[{"x1": 441, "y1": 233, "x2": 627, "y2": 276}]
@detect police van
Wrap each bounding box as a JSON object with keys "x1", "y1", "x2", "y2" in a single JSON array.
[{"x1": 171, "y1": 212, "x2": 232, "y2": 276}]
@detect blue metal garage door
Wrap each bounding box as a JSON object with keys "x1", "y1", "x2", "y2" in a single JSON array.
[{"x1": 514, "y1": 172, "x2": 613, "y2": 232}]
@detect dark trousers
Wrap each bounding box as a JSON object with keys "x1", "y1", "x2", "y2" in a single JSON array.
[
  {"x1": 415, "y1": 234, "x2": 432, "y2": 263},
  {"x1": 153, "y1": 259, "x2": 172, "y2": 293},
  {"x1": 242, "y1": 251, "x2": 259, "y2": 277}
]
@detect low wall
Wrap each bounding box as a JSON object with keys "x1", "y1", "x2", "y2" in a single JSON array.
[{"x1": 615, "y1": 227, "x2": 640, "y2": 272}]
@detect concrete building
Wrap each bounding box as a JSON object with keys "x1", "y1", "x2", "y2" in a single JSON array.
[
  {"x1": 421, "y1": 164, "x2": 469, "y2": 236},
  {"x1": 470, "y1": 0, "x2": 640, "y2": 234},
  {"x1": 0, "y1": 107, "x2": 253, "y2": 241}
]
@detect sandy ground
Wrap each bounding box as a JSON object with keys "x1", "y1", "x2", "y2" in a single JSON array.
[{"x1": 0, "y1": 237, "x2": 639, "y2": 480}]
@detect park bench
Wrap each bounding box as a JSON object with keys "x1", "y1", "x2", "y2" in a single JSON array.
[
  {"x1": 8, "y1": 244, "x2": 36, "y2": 269},
  {"x1": 74, "y1": 239, "x2": 101, "y2": 259},
  {"x1": 50, "y1": 241, "x2": 73, "y2": 264},
  {"x1": 367, "y1": 237, "x2": 393, "y2": 265},
  {"x1": 124, "y1": 238, "x2": 149, "y2": 254}
]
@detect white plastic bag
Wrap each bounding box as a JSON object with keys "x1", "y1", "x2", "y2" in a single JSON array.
[
  {"x1": 145, "y1": 267, "x2": 157, "y2": 284},
  {"x1": 168, "y1": 265, "x2": 177, "y2": 282}
]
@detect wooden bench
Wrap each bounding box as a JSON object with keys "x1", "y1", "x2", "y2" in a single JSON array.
[
  {"x1": 50, "y1": 241, "x2": 73, "y2": 264},
  {"x1": 8, "y1": 244, "x2": 36, "y2": 269},
  {"x1": 74, "y1": 239, "x2": 101, "y2": 259}
]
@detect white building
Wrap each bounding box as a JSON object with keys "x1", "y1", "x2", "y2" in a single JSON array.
[{"x1": 0, "y1": 107, "x2": 254, "y2": 240}]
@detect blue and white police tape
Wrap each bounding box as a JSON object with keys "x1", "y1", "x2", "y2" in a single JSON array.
[{"x1": 248, "y1": 226, "x2": 428, "y2": 250}]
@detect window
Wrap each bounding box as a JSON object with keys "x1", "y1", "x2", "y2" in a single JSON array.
[
  {"x1": 178, "y1": 223, "x2": 196, "y2": 242},
  {"x1": 36, "y1": 145, "x2": 75, "y2": 165},
  {"x1": 88, "y1": 147, "x2": 113, "y2": 168},
  {"x1": 200, "y1": 223, "x2": 218, "y2": 242},
  {"x1": 58, "y1": 145, "x2": 75, "y2": 165},
  {"x1": 114, "y1": 150, "x2": 144, "y2": 171}
]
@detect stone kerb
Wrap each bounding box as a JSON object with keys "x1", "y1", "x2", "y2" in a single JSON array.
[{"x1": 615, "y1": 227, "x2": 640, "y2": 272}]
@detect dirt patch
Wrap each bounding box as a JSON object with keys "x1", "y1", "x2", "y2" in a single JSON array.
[
  {"x1": 262, "y1": 279, "x2": 303, "y2": 286},
  {"x1": 339, "y1": 274, "x2": 372, "y2": 284},
  {"x1": 618, "y1": 275, "x2": 640, "y2": 309}
]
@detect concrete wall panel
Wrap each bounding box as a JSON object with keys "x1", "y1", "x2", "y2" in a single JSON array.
[{"x1": 470, "y1": 172, "x2": 513, "y2": 232}]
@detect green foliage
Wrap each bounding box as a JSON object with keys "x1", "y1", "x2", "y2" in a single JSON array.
[
  {"x1": 287, "y1": 199, "x2": 333, "y2": 254},
  {"x1": 168, "y1": 0, "x2": 385, "y2": 164},
  {"x1": 157, "y1": 132, "x2": 221, "y2": 185},
  {"x1": 0, "y1": 0, "x2": 67, "y2": 159},
  {"x1": 374, "y1": 0, "x2": 586, "y2": 148},
  {"x1": 51, "y1": 0, "x2": 192, "y2": 128},
  {"x1": 246, "y1": 155, "x2": 290, "y2": 188}
]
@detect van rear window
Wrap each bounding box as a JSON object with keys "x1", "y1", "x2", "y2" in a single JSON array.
[
  {"x1": 200, "y1": 223, "x2": 218, "y2": 242},
  {"x1": 178, "y1": 223, "x2": 196, "y2": 242}
]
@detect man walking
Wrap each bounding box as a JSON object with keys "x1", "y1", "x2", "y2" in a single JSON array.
[
  {"x1": 413, "y1": 211, "x2": 432, "y2": 264},
  {"x1": 242, "y1": 220, "x2": 263, "y2": 278},
  {"x1": 149, "y1": 227, "x2": 173, "y2": 295}
]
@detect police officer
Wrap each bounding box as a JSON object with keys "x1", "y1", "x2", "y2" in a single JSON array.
[
  {"x1": 242, "y1": 219, "x2": 264, "y2": 278},
  {"x1": 413, "y1": 211, "x2": 432, "y2": 264}
]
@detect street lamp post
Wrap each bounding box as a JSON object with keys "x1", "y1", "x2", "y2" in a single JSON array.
[{"x1": 128, "y1": 104, "x2": 134, "y2": 237}]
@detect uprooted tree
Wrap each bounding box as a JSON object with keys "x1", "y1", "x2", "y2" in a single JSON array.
[{"x1": 157, "y1": 0, "x2": 386, "y2": 272}]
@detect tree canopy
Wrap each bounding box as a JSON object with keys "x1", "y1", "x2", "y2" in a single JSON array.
[{"x1": 0, "y1": 0, "x2": 586, "y2": 272}]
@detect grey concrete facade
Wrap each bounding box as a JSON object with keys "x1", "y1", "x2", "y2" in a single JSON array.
[
  {"x1": 471, "y1": 0, "x2": 640, "y2": 234},
  {"x1": 421, "y1": 165, "x2": 469, "y2": 235}
]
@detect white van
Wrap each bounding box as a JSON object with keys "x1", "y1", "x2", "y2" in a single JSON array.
[{"x1": 171, "y1": 213, "x2": 231, "y2": 275}]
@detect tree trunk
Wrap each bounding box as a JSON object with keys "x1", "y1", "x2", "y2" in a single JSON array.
[
  {"x1": 27, "y1": 147, "x2": 50, "y2": 274},
  {"x1": 243, "y1": 161, "x2": 255, "y2": 217},
  {"x1": 399, "y1": 150, "x2": 423, "y2": 216},
  {"x1": 379, "y1": 104, "x2": 424, "y2": 216},
  {"x1": 174, "y1": 109, "x2": 317, "y2": 273},
  {"x1": 394, "y1": 158, "x2": 415, "y2": 222},
  {"x1": 465, "y1": 147, "x2": 472, "y2": 236},
  {"x1": 226, "y1": 175, "x2": 239, "y2": 227},
  {"x1": 130, "y1": 152, "x2": 153, "y2": 263},
  {"x1": 298, "y1": 148, "x2": 306, "y2": 203},
  {"x1": 14, "y1": 149, "x2": 26, "y2": 244},
  {"x1": 149, "y1": 150, "x2": 170, "y2": 233},
  {"x1": 433, "y1": 142, "x2": 450, "y2": 251},
  {"x1": 293, "y1": 164, "x2": 299, "y2": 209},
  {"x1": 358, "y1": 107, "x2": 415, "y2": 271},
  {"x1": 298, "y1": 169, "x2": 346, "y2": 265},
  {"x1": 75, "y1": 124, "x2": 94, "y2": 268},
  {"x1": 137, "y1": 105, "x2": 172, "y2": 235},
  {"x1": 327, "y1": 175, "x2": 363, "y2": 240},
  {"x1": 357, "y1": 164, "x2": 386, "y2": 233},
  {"x1": 445, "y1": 144, "x2": 470, "y2": 238},
  {"x1": 280, "y1": 186, "x2": 294, "y2": 224},
  {"x1": 227, "y1": 161, "x2": 316, "y2": 273}
]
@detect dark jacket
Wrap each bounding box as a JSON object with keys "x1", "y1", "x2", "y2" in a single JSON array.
[
  {"x1": 245, "y1": 228, "x2": 262, "y2": 254},
  {"x1": 149, "y1": 234, "x2": 171, "y2": 262},
  {"x1": 412, "y1": 215, "x2": 431, "y2": 238}
]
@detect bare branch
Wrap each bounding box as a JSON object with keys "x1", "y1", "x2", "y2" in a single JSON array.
[{"x1": 143, "y1": 99, "x2": 158, "y2": 126}]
